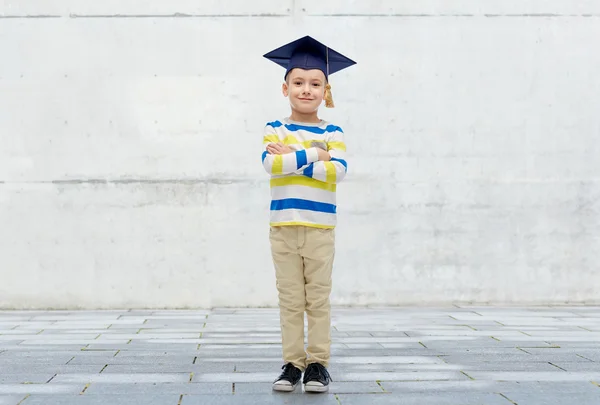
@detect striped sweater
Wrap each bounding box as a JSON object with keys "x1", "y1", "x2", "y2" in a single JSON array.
[{"x1": 261, "y1": 118, "x2": 348, "y2": 229}]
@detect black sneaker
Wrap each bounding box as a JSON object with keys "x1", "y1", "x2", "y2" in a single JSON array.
[
  {"x1": 303, "y1": 363, "x2": 331, "y2": 393},
  {"x1": 272, "y1": 363, "x2": 302, "y2": 392}
]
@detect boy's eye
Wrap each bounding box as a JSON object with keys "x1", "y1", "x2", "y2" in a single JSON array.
[
  {"x1": 294, "y1": 81, "x2": 302, "y2": 85},
  {"x1": 313, "y1": 83, "x2": 321, "y2": 87}
]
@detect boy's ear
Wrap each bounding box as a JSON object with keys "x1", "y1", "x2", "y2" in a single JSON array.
[{"x1": 282, "y1": 82, "x2": 289, "y2": 97}]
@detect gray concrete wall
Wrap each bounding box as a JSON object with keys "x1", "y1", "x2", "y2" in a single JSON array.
[{"x1": 1, "y1": 1, "x2": 599, "y2": 308}]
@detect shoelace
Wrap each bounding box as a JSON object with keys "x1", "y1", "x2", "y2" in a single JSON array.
[
  {"x1": 281, "y1": 363, "x2": 298, "y2": 376},
  {"x1": 305, "y1": 364, "x2": 332, "y2": 382}
]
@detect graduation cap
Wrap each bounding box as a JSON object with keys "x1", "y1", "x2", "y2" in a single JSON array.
[{"x1": 263, "y1": 35, "x2": 356, "y2": 108}]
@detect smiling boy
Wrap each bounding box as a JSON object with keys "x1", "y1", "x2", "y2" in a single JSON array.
[{"x1": 261, "y1": 36, "x2": 356, "y2": 393}]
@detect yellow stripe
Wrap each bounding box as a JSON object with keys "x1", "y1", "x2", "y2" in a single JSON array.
[
  {"x1": 270, "y1": 176, "x2": 336, "y2": 192},
  {"x1": 263, "y1": 134, "x2": 280, "y2": 144},
  {"x1": 270, "y1": 221, "x2": 335, "y2": 229},
  {"x1": 324, "y1": 162, "x2": 336, "y2": 183},
  {"x1": 272, "y1": 155, "x2": 283, "y2": 174},
  {"x1": 264, "y1": 134, "x2": 331, "y2": 150},
  {"x1": 283, "y1": 135, "x2": 301, "y2": 145},
  {"x1": 285, "y1": 136, "x2": 322, "y2": 149},
  {"x1": 327, "y1": 141, "x2": 347, "y2": 151}
]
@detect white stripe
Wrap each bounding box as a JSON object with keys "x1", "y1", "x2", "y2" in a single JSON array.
[
  {"x1": 271, "y1": 185, "x2": 336, "y2": 205},
  {"x1": 270, "y1": 210, "x2": 336, "y2": 227},
  {"x1": 311, "y1": 162, "x2": 328, "y2": 182}
]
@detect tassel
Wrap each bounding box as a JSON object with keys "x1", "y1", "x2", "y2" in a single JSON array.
[{"x1": 324, "y1": 83, "x2": 334, "y2": 108}]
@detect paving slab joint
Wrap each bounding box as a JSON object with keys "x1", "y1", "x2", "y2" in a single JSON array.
[
  {"x1": 16, "y1": 394, "x2": 30, "y2": 405},
  {"x1": 548, "y1": 362, "x2": 567, "y2": 371},
  {"x1": 498, "y1": 392, "x2": 518, "y2": 404},
  {"x1": 80, "y1": 383, "x2": 90, "y2": 395}
]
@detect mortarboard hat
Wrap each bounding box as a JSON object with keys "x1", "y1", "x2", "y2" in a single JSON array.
[{"x1": 263, "y1": 35, "x2": 356, "y2": 108}]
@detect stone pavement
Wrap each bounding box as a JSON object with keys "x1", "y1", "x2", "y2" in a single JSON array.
[{"x1": 0, "y1": 307, "x2": 599, "y2": 405}]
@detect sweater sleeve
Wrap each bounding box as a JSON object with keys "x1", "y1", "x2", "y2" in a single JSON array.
[
  {"x1": 301, "y1": 129, "x2": 348, "y2": 184},
  {"x1": 261, "y1": 124, "x2": 319, "y2": 175}
]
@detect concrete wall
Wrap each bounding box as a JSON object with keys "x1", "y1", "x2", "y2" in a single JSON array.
[{"x1": 1, "y1": 1, "x2": 599, "y2": 309}]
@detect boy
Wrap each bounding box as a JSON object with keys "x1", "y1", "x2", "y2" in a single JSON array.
[{"x1": 261, "y1": 36, "x2": 356, "y2": 393}]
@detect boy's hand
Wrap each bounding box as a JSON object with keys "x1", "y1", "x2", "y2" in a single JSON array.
[
  {"x1": 317, "y1": 147, "x2": 331, "y2": 161},
  {"x1": 267, "y1": 142, "x2": 293, "y2": 155}
]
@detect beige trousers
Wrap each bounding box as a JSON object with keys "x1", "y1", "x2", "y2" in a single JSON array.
[{"x1": 269, "y1": 225, "x2": 335, "y2": 371}]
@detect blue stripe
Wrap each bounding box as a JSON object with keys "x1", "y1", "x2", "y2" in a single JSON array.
[
  {"x1": 262, "y1": 150, "x2": 268, "y2": 162},
  {"x1": 302, "y1": 163, "x2": 314, "y2": 178},
  {"x1": 267, "y1": 120, "x2": 284, "y2": 128},
  {"x1": 270, "y1": 198, "x2": 336, "y2": 214},
  {"x1": 266, "y1": 120, "x2": 343, "y2": 135},
  {"x1": 296, "y1": 150, "x2": 307, "y2": 168},
  {"x1": 331, "y1": 157, "x2": 347, "y2": 171}
]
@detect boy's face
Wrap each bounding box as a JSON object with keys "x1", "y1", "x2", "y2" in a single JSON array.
[{"x1": 282, "y1": 68, "x2": 326, "y2": 114}]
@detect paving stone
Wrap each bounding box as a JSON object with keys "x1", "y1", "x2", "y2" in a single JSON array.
[
  {"x1": 84, "y1": 343, "x2": 198, "y2": 351},
  {"x1": 19, "y1": 394, "x2": 181, "y2": 404},
  {"x1": 0, "y1": 340, "x2": 24, "y2": 348},
  {"x1": 0, "y1": 355, "x2": 77, "y2": 365},
  {"x1": 83, "y1": 383, "x2": 231, "y2": 395},
  {"x1": 343, "y1": 343, "x2": 385, "y2": 349},
  {"x1": 192, "y1": 372, "x2": 274, "y2": 383},
  {"x1": 441, "y1": 353, "x2": 586, "y2": 364},
  {"x1": 336, "y1": 355, "x2": 445, "y2": 364},
  {"x1": 467, "y1": 371, "x2": 600, "y2": 381},
  {"x1": 0, "y1": 374, "x2": 57, "y2": 383},
  {"x1": 101, "y1": 362, "x2": 235, "y2": 373},
  {"x1": 458, "y1": 362, "x2": 563, "y2": 372},
  {"x1": 1, "y1": 365, "x2": 105, "y2": 374},
  {"x1": 41, "y1": 329, "x2": 140, "y2": 335},
  {"x1": 336, "y1": 371, "x2": 468, "y2": 382},
  {"x1": 0, "y1": 384, "x2": 82, "y2": 394},
  {"x1": 331, "y1": 363, "x2": 461, "y2": 373},
  {"x1": 0, "y1": 395, "x2": 26, "y2": 405},
  {"x1": 18, "y1": 340, "x2": 116, "y2": 346},
  {"x1": 3, "y1": 345, "x2": 89, "y2": 352},
  {"x1": 233, "y1": 362, "x2": 284, "y2": 373},
  {"x1": 551, "y1": 362, "x2": 600, "y2": 372},
  {"x1": 68, "y1": 354, "x2": 197, "y2": 366},
  {"x1": 50, "y1": 373, "x2": 191, "y2": 383},
  {"x1": 181, "y1": 394, "x2": 339, "y2": 404},
  {"x1": 495, "y1": 381, "x2": 600, "y2": 394},
  {"x1": 500, "y1": 391, "x2": 600, "y2": 405},
  {"x1": 525, "y1": 348, "x2": 600, "y2": 361},
  {"x1": 380, "y1": 380, "x2": 502, "y2": 392},
  {"x1": 337, "y1": 392, "x2": 510, "y2": 404}
]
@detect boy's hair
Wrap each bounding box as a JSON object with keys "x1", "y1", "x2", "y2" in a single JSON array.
[{"x1": 284, "y1": 69, "x2": 328, "y2": 85}]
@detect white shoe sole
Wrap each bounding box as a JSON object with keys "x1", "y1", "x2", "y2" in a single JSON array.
[
  {"x1": 272, "y1": 382, "x2": 297, "y2": 392},
  {"x1": 304, "y1": 383, "x2": 329, "y2": 393}
]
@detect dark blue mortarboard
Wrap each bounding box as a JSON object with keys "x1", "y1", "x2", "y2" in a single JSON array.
[
  {"x1": 263, "y1": 36, "x2": 356, "y2": 108},
  {"x1": 263, "y1": 35, "x2": 356, "y2": 81}
]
